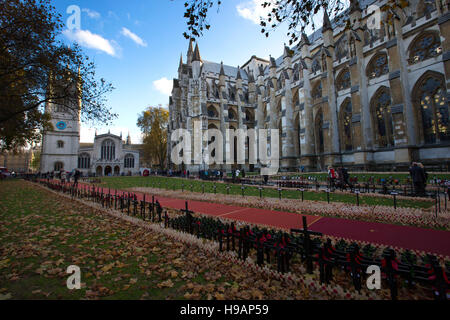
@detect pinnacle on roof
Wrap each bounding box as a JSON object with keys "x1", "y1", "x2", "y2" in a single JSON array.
[
  {"x1": 179, "y1": 53, "x2": 183, "y2": 68},
  {"x1": 284, "y1": 44, "x2": 293, "y2": 58},
  {"x1": 269, "y1": 56, "x2": 277, "y2": 68},
  {"x1": 219, "y1": 61, "x2": 225, "y2": 76},
  {"x1": 187, "y1": 39, "x2": 194, "y2": 55},
  {"x1": 301, "y1": 32, "x2": 310, "y2": 46},
  {"x1": 323, "y1": 10, "x2": 332, "y2": 32},
  {"x1": 236, "y1": 66, "x2": 242, "y2": 80},
  {"x1": 193, "y1": 43, "x2": 201, "y2": 62}
]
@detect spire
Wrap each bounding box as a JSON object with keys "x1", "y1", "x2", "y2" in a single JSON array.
[
  {"x1": 126, "y1": 132, "x2": 131, "y2": 145},
  {"x1": 219, "y1": 61, "x2": 225, "y2": 76},
  {"x1": 269, "y1": 55, "x2": 277, "y2": 68},
  {"x1": 283, "y1": 44, "x2": 293, "y2": 58},
  {"x1": 301, "y1": 32, "x2": 310, "y2": 46},
  {"x1": 187, "y1": 39, "x2": 194, "y2": 63},
  {"x1": 323, "y1": 10, "x2": 332, "y2": 32},
  {"x1": 236, "y1": 66, "x2": 242, "y2": 80},
  {"x1": 188, "y1": 39, "x2": 193, "y2": 55},
  {"x1": 178, "y1": 53, "x2": 183, "y2": 69},
  {"x1": 193, "y1": 43, "x2": 201, "y2": 62}
]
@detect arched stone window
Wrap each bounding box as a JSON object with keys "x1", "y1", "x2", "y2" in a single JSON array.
[
  {"x1": 124, "y1": 154, "x2": 135, "y2": 168},
  {"x1": 315, "y1": 109, "x2": 325, "y2": 154},
  {"x1": 311, "y1": 59, "x2": 321, "y2": 74},
  {"x1": 78, "y1": 153, "x2": 90, "y2": 169},
  {"x1": 371, "y1": 87, "x2": 394, "y2": 148},
  {"x1": 228, "y1": 108, "x2": 237, "y2": 120},
  {"x1": 336, "y1": 69, "x2": 351, "y2": 91},
  {"x1": 213, "y1": 81, "x2": 220, "y2": 99},
  {"x1": 207, "y1": 105, "x2": 218, "y2": 118},
  {"x1": 335, "y1": 34, "x2": 349, "y2": 61},
  {"x1": 101, "y1": 139, "x2": 115, "y2": 161},
  {"x1": 57, "y1": 140, "x2": 64, "y2": 149},
  {"x1": 339, "y1": 99, "x2": 353, "y2": 151},
  {"x1": 54, "y1": 162, "x2": 64, "y2": 171},
  {"x1": 277, "y1": 73, "x2": 285, "y2": 89},
  {"x1": 366, "y1": 52, "x2": 389, "y2": 79},
  {"x1": 408, "y1": 31, "x2": 442, "y2": 65},
  {"x1": 413, "y1": 72, "x2": 449, "y2": 144},
  {"x1": 245, "y1": 110, "x2": 254, "y2": 122},
  {"x1": 229, "y1": 86, "x2": 236, "y2": 101},
  {"x1": 312, "y1": 82, "x2": 322, "y2": 100}
]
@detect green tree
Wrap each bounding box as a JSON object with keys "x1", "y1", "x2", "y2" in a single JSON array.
[
  {"x1": 31, "y1": 150, "x2": 40, "y2": 171},
  {"x1": 0, "y1": 0, "x2": 116, "y2": 151},
  {"x1": 137, "y1": 106, "x2": 169, "y2": 169}
]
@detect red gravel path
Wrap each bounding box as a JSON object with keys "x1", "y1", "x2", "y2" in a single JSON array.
[{"x1": 79, "y1": 183, "x2": 450, "y2": 256}]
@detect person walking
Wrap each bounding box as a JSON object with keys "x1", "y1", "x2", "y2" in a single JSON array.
[
  {"x1": 73, "y1": 169, "x2": 81, "y2": 188},
  {"x1": 328, "y1": 166, "x2": 337, "y2": 190},
  {"x1": 409, "y1": 162, "x2": 426, "y2": 196},
  {"x1": 60, "y1": 170, "x2": 66, "y2": 184},
  {"x1": 418, "y1": 163, "x2": 428, "y2": 193}
]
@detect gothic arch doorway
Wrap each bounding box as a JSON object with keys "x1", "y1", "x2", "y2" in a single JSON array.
[
  {"x1": 96, "y1": 166, "x2": 102, "y2": 176},
  {"x1": 114, "y1": 166, "x2": 120, "y2": 176},
  {"x1": 104, "y1": 166, "x2": 112, "y2": 176}
]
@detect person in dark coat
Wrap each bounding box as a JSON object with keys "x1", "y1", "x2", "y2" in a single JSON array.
[{"x1": 409, "y1": 162, "x2": 426, "y2": 196}]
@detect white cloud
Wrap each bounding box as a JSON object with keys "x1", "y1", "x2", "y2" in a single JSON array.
[
  {"x1": 153, "y1": 77, "x2": 173, "y2": 96},
  {"x1": 121, "y1": 27, "x2": 147, "y2": 47},
  {"x1": 82, "y1": 8, "x2": 101, "y2": 19},
  {"x1": 236, "y1": 0, "x2": 271, "y2": 25},
  {"x1": 63, "y1": 29, "x2": 117, "y2": 57}
]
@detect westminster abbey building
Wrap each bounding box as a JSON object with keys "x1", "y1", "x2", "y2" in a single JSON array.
[{"x1": 168, "y1": 0, "x2": 450, "y2": 172}]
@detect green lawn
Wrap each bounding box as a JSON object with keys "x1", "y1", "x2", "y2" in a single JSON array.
[
  {"x1": 252, "y1": 172, "x2": 450, "y2": 182},
  {"x1": 99, "y1": 176, "x2": 434, "y2": 209},
  {"x1": 1, "y1": 180, "x2": 319, "y2": 300}
]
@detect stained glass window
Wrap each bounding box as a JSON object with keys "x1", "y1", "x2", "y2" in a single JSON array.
[
  {"x1": 367, "y1": 53, "x2": 389, "y2": 79},
  {"x1": 101, "y1": 139, "x2": 115, "y2": 161},
  {"x1": 78, "y1": 153, "x2": 90, "y2": 169},
  {"x1": 312, "y1": 82, "x2": 322, "y2": 99},
  {"x1": 336, "y1": 69, "x2": 351, "y2": 91},
  {"x1": 340, "y1": 100, "x2": 353, "y2": 151},
  {"x1": 124, "y1": 154, "x2": 135, "y2": 168},
  {"x1": 311, "y1": 59, "x2": 321, "y2": 74},
  {"x1": 207, "y1": 106, "x2": 218, "y2": 118},
  {"x1": 409, "y1": 32, "x2": 442, "y2": 64},
  {"x1": 418, "y1": 76, "x2": 449, "y2": 143},
  {"x1": 372, "y1": 89, "x2": 394, "y2": 147}
]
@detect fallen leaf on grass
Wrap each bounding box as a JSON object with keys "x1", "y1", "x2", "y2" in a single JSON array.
[{"x1": 157, "y1": 279, "x2": 174, "y2": 288}]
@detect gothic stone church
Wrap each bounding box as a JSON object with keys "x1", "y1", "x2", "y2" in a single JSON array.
[
  {"x1": 40, "y1": 99, "x2": 141, "y2": 177},
  {"x1": 168, "y1": 0, "x2": 450, "y2": 172}
]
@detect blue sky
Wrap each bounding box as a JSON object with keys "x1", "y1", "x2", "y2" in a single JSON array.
[{"x1": 54, "y1": 0, "x2": 314, "y2": 143}]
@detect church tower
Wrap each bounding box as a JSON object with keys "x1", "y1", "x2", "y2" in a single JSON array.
[{"x1": 40, "y1": 71, "x2": 81, "y2": 173}]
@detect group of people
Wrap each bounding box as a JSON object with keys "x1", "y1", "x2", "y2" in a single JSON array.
[
  {"x1": 328, "y1": 166, "x2": 351, "y2": 190},
  {"x1": 409, "y1": 162, "x2": 428, "y2": 196}
]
